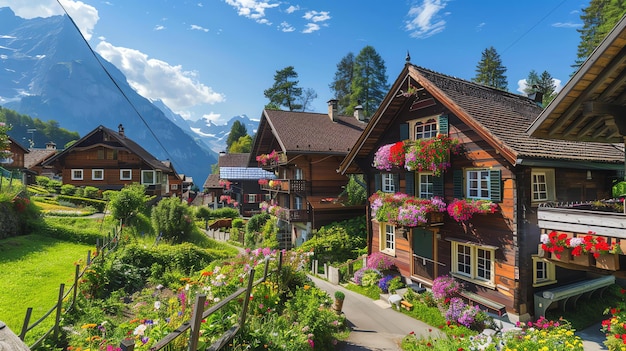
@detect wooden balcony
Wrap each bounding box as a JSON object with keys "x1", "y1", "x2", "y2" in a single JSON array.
[
  {"x1": 260, "y1": 179, "x2": 306, "y2": 194},
  {"x1": 257, "y1": 151, "x2": 287, "y2": 169},
  {"x1": 537, "y1": 202, "x2": 626, "y2": 239}
]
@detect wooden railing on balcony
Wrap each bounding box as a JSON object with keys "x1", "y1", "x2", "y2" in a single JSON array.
[
  {"x1": 537, "y1": 202, "x2": 626, "y2": 239},
  {"x1": 260, "y1": 179, "x2": 306, "y2": 193}
]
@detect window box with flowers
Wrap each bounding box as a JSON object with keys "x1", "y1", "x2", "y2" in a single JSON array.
[
  {"x1": 540, "y1": 231, "x2": 570, "y2": 262},
  {"x1": 446, "y1": 198, "x2": 498, "y2": 223},
  {"x1": 566, "y1": 236, "x2": 593, "y2": 267},
  {"x1": 369, "y1": 191, "x2": 447, "y2": 229},
  {"x1": 373, "y1": 142, "x2": 406, "y2": 171},
  {"x1": 405, "y1": 135, "x2": 462, "y2": 176},
  {"x1": 592, "y1": 236, "x2": 622, "y2": 270}
]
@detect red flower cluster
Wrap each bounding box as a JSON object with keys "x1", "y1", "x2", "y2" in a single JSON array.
[{"x1": 388, "y1": 141, "x2": 406, "y2": 166}]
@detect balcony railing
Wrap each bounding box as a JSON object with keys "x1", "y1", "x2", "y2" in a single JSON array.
[
  {"x1": 260, "y1": 179, "x2": 306, "y2": 193},
  {"x1": 257, "y1": 151, "x2": 288, "y2": 169},
  {"x1": 537, "y1": 202, "x2": 626, "y2": 239}
]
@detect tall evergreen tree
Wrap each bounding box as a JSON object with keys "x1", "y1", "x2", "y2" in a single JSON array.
[
  {"x1": 348, "y1": 46, "x2": 389, "y2": 117},
  {"x1": 226, "y1": 120, "x2": 247, "y2": 150},
  {"x1": 574, "y1": 0, "x2": 626, "y2": 68},
  {"x1": 329, "y1": 52, "x2": 355, "y2": 114},
  {"x1": 523, "y1": 70, "x2": 557, "y2": 106},
  {"x1": 299, "y1": 88, "x2": 318, "y2": 112},
  {"x1": 263, "y1": 66, "x2": 303, "y2": 111},
  {"x1": 472, "y1": 46, "x2": 508, "y2": 90}
]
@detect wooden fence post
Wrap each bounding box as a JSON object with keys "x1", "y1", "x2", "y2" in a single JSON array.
[
  {"x1": 188, "y1": 294, "x2": 207, "y2": 351},
  {"x1": 87, "y1": 250, "x2": 92, "y2": 266},
  {"x1": 19, "y1": 308, "x2": 32, "y2": 340},
  {"x1": 120, "y1": 338, "x2": 135, "y2": 351},
  {"x1": 239, "y1": 268, "x2": 255, "y2": 330},
  {"x1": 53, "y1": 283, "x2": 65, "y2": 341},
  {"x1": 262, "y1": 257, "x2": 270, "y2": 281},
  {"x1": 72, "y1": 264, "x2": 80, "y2": 309}
]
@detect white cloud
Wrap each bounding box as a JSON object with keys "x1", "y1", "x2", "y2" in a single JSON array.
[
  {"x1": 302, "y1": 23, "x2": 320, "y2": 34},
  {"x1": 285, "y1": 5, "x2": 299, "y2": 14},
  {"x1": 279, "y1": 21, "x2": 295, "y2": 32},
  {"x1": 190, "y1": 24, "x2": 209, "y2": 32},
  {"x1": 302, "y1": 10, "x2": 330, "y2": 22},
  {"x1": 224, "y1": 0, "x2": 279, "y2": 24},
  {"x1": 201, "y1": 112, "x2": 222, "y2": 123},
  {"x1": 516, "y1": 78, "x2": 563, "y2": 95},
  {"x1": 1, "y1": 0, "x2": 99, "y2": 40},
  {"x1": 552, "y1": 22, "x2": 582, "y2": 28},
  {"x1": 154, "y1": 25, "x2": 165, "y2": 31},
  {"x1": 476, "y1": 22, "x2": 485, "y2": 31},
  {"x1": 405, "y1": 0, "x2": 449, "y2": 39},
  {"x1": 95, "y1": 41, "x2": 225, "y2": 115}
]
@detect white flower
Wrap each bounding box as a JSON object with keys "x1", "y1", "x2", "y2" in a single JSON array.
[
  {"x1": 569, "y1": 237, "x2": 584, "y2": 247},
  {"x1": 133, "y1": 324, "x2": 147, "y2": 336},
  {"x1": 154, "y1": 301, "x2": 161, "y2": 310},
  {"x1": 540, "y1": 233, "x2": 549, "y2": 244}
]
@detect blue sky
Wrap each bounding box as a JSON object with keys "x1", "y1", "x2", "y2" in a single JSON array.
[{"x1": 3, "y1": 0, "x2": 587, "y2": 125}]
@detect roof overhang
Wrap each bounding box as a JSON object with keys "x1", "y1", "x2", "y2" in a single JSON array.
[{"x1": 527, "y1": 16, "x2": 626, "y2": 144}]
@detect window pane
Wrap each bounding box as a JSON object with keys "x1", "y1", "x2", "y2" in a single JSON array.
[
  {"x1": 467, "y1": 170, "x2": 490, "y2": 199},
  {"x1": 382, "y1": 174, "x2": 395, "y2": 193},
  {"x1": 477, "y1": 249, "x2": 491, "y2": 280},
  {"x1": 457, "y1": 245, "x2": 471, "y2": 275},
  {"x1": 385, "y1": 224, "x2": 395, "y2": 250},
  {"x1": 419, "y1": 174, "x2": 433, "y2": 198},
  {"x1": 536, "y1": 261, "x2": 547, "y2": 280}
]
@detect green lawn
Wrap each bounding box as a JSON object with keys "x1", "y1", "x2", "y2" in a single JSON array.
[{"x1": 0, "y1": 234, "x2": 93, "y2": 341}]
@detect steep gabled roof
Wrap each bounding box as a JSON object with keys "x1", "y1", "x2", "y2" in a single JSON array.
[
  {"x1": 528, "y1": 15, "x2": 626, "y2": 144},
  {"x1": 42, "y1": 125, "x2": 170, "y2": 172},
  {"x1": 250, "y1": 109, "x2": 366, "y2": 161},
  {"x1": 218, "y1": 153, "x2": 250, "y2": 167},
  {"x1": 203, "y1": 173, "x2": 221, "y2": 189},
  {"x1": 339, "y1": 63, "x2": 624, "y2": 174}
]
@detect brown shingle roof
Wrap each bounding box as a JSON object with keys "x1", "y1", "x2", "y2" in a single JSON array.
[
  {"x1": 203, "y1": 173, "x2": 221, "y2": 189},
  {"x1": 218, "y1": 153, "x2": 250, "y2": 167},
  {"x1": 24, "y1": 148, "x2": 56, "y2": 168},
  {"x1": 263, "y1": 110, "x2": 365, "y2": 154},
  {"x1": 414, "y1": 66, "x2": 624, "y2": 163}
]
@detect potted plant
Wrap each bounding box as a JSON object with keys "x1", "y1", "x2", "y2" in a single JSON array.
[{"x1": 333, "y1": 290, "x2": 345, "y2": 314}]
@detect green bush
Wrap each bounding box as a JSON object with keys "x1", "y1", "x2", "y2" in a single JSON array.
[
  {"x1": 212, "y1": 207, "x2": 239, "y2": 219},
  {"x1": 35, "y1": 175, "x2": 50, "y2": 187},
  {"x1": 47, "y1": 179, "x2": 62, "y2": 193},
  {"x1": 83, "y1": 186, "x2": 100, "y2": 199},
  {"x1": 232, "y1": 218, "x2": 244, "y2": 228},
  {"x1": 109, "y1": 183, "x2": 147, "y2": 223},
  {"x1": 61, "y1": 184, "x2": 76, "y2": 195},
  {"x1": 56, "y1": 194, "x2": 107, "y2": 212},
  {"x1": 151, "y1": 197, "x2": 194, "y2": 243},
  {"x1": 245, "y1": 213, "x2": 270, "y2": 246}
]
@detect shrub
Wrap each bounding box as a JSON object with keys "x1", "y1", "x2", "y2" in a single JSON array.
[
  {"x1": 151, "y1": 197, "x2": 194, "y2": 243},
  {"x1": 83, "y1": 186, "x2": 100, "y2": 199},
  {"x1": 35, "y1": 175, "x2": 50, "y2": 187},
  {"x1": 232, "y1": 218, "x2": 244, "y2": 228},
  {"x1": 109, "y1": 183, "x2": 146, "y2": 223},
  {"x1": 56, "y1": 195, "x2": 107, "y2": 212},
  {"x1": 366, "y1": 251, "x2": 395, "y2": 271},
  {"x1": 431, "y1": 275, "x2": 462, "y2": 300},
  {"x1": 61, "y1": 184, "x2": 76, "y2": 195},
  {"x1": 212, "y1": 207, "x2": 239, "y2": 219},
  {"x1": 361, "y1": 269, "x2": 382, "y2": 288}
]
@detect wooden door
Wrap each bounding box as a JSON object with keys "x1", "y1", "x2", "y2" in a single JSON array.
[{"x1": 412, "y1": 227, "x2": 436, "y2": 281}]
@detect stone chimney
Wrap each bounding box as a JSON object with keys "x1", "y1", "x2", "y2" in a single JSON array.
[
  {"x1": 528, "y1": 88, "x2": 544, "y2": 107},
  {"x1": 327, "y1": 99, "x2": 338, "y2": 122},
  {"x1": 45, "y1": 141, "x2": 56, "y2": 150},
  {"x1": 118, "y1": 123, "x2": 125, "y2": 136},
  {"x1": 354, "y1": 104, "x2": 365, "y2": 122}
]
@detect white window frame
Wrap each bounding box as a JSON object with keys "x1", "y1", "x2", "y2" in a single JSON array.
[
  {"x1": 92, "y1": 169, "x2": 104, "y2": 181},
  {"x1": 451, "y1": 240, "x2": 496, "y2": 288},
  {"x1": 141, "y1": 170, "x2": 156, "y2": 185},
  {"x1": 71, "y1": 169, "x2": 83, "y2": 180},
  {"x1": 379, "y1": 223, "x2": 396, "y2": 255},
  {"x1": 531, "y1": 168, "x2": 556, "y2": 203},
  {"x1": 247, "y1": 194, "x2": 257, "y2": 203},
  {"x1": 417, "y1": 172, "x2": 434, "y2": 199},
  {"x1": 381, "y1": 173, "x2": 395, "y2": 193},
  {"x1": 120, "y1": 169, "x2": 132, "y2": 180},
  {"x1": 409, "y1": 116, "x2": 439, "y2": 141},
  {"x1": 171, "y1": 184, "x2": 179, "y2": 190},
  {"x1": 466, "y1": 169, "x2": 491, "y2": 199},
  {"x1": 532, "y1": 256, "x2": 556, "y2": 287}
]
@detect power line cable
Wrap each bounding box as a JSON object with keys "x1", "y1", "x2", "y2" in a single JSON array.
[{"x1": 55, "y1": 0, "x2": 187, "y2": 176}]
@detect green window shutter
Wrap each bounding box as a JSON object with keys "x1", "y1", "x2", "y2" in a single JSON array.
[
  {"x1": 375, "y1": 173, "x2": 381, "y2": 191},
  {"x1": 393, "y1": 173, "x2": 400, "y2": 191},
  {"x1": 405, "y1": 172, "x2": 414, "y2": 196},
  {"x1": 490, "y1": 169, "x2": 502, "y2": 202},
  {"x1": 400, "y1": 123, "x2": 409, "y2": 140},
  {"x1": 438, "y1": 114, "x2": 449, "y2": 135},
  {"x1": 433, "y1": 175, "x2": 444, "y2": 197},
  {"x1": 453, "y1": 170, "x2": 464, "y2": 198}
]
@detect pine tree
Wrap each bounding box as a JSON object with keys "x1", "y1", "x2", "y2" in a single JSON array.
[
  {"x1": 348, "y1": 46, "x2": 389, "y2": 117},
  {"x1": 263, "y1": 66, "x2": 303, "y2": 111},
  {"x1": 574, "y1": 0, "x2": 626, "y2": 68},
  {"x1": 472, "y1": 46, "x2": 508, "y2": 90},
  {"x1": 329, "y1": 52, "x2": 355, "y2": 114},
  {"x1": 523, "y1": 70, "x2": 557, "y2": 106},
  {"x1": 226, "y1": 120, "x2": 247, "y2": 150}
]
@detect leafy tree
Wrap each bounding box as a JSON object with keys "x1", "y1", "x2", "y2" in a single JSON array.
[
  {"x1": 348, "y1": 46, "x2": 389, "y2": 117},
  {"x1": 0, "y1": 122, "x2": 11, "y2": 159},
  {"x1": 109, "y1": 183, "x2": 146, "y2": 225},
  {"x1": 523, "y1": 70, "x2": 557, "y2": 106},
  {"x1": 344, "y1": 174, "x2": 367, "y2": 206},
  {"x1": 196, "y1": 206, "x2": 212, "y2": 229},
  {"x1": 299, "y1": 88, "x2": 318, "y2": 112},
  {"x1": 229, "y1": 134, "x2": 253, "y2": 153},
  {"x1": 151, "y1": 196, "x2": 194, "y2": 243},
  {"x1": 0, "y1": 106, "x2": 79, "y2": 148},
  {"x1": 574, "y1": 0, "x2": 626, "y2": 68},
  {"x1": 264, "y1": 66, "x2": 303, "y2": 111},
  {"x1": 329, "y1": 52, "x2": 355, "y2": 114},
  {"x1": 226, "y1": 120, "x2": 248, "y2": 150},
  {"x1": 472, "y1": 46, "x2": 508, "y2": 90}
]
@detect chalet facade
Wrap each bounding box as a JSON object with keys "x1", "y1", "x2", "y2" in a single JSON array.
[
  {"x1": 2, "y1": 136, "x2": 28, "y2": 170},
  {"x1": 338, "y1": 61, "x2": 624, "y2": 322},
  {"x1": 251, "y1": 107, "x2": 367, "y2": 248},
  {"x1": 42, "y1": 124, "x2": 177, "y2": 197},
  {"x1": 216, "y1": 152, "x2": 275, "y2": 217}
]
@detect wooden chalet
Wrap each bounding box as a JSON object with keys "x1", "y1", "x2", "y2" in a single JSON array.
[
  {"x1": 23, "y1": 141, "x2": 59, "y2": 183},
  {"x1": 41, "y1": 124, "x2": 176, "y2": 197},
  {"x1": 338, "y1": 59, "x2": 624, "y2": 322},
  {"x1": 216, "y1": 152, "x2": 275, "y2": 217},
  {"x1": 527, "y1": 15, "x2": 626, "y2": 303},
  {"x1": 2, "y1": 136, "x2": 28, "y2": 169},
  {"x1": 250, "y1": 106, "x2": 367, "y2": 248}
]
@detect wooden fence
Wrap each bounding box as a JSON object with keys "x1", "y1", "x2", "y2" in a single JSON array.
[
  {"x1": 18, "y1": 229, "x2": 121, "y2": 349},
  {"x1": 119, "y1": 251, "x2": 283, "y2": 351}
]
